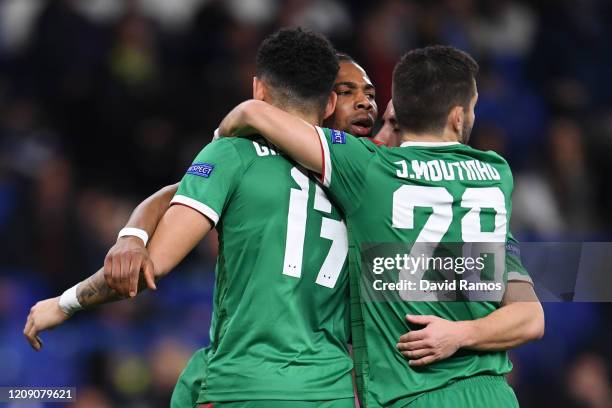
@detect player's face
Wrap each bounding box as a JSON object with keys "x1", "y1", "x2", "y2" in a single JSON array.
[
  {"x1": 462, "y1": 84, "x2": 478, "y2": 145},
  {"x1": 324, "y1": 61, "x2": 378, "y2": 137},
  {"x1": 374, "y1": 100, "x2": 401, "y2": 147}
]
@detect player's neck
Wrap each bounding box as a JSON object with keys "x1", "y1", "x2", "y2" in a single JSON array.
[
  {"x1": 400, "y1": 129, "x2": 459, "y2": 144},
  {"x1": 266, "y1": 96, "x2": 321, "y2": 125},
  {"x1": 282, "y1": 107, "x2": 319, "y2": 126}
]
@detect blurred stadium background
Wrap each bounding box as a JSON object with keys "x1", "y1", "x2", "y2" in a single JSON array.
[{"x1": 1, "y1": 0, "x2": 612, "y2": 407}]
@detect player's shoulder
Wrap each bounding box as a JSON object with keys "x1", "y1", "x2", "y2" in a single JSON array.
[
  {"x1": 462, "y1": 145, "x2": 511, "y2": 169},
  {"x1": 475, "y1": 147, "x2": 509, "y2": 165},
  {"x1": 207, "y1": 136, "x2": 267, "y2": 160},
  {"x1": 192, "y1": 137, "x2": 253, "y2": 173},
  {"x1": 226, "y1": 134, "x2": 285, "y2": 161},
  {"x1": 202, "y1": 136, "x2": 241, "y2": 153},
  {"x1": 209, "y1": 136, "x2": 248, "y2": 151},
  {"x1": 465, "y1": 145, "x2": 515, "y2": 187}
]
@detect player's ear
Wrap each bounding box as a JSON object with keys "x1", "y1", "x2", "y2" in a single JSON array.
[
  {"x1": 323, "y1": 91, "x2": 337, "y2": 121},
  {"x1": 449, "y1": 106, "x2": 464, "y2": 135},
  {"x1": 253, "y1": 77, "x2": 265, "y2": 101}
]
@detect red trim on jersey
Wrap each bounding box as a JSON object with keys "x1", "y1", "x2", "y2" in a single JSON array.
[
  {"x1": 315, "y1": 125, "x2": 325, "y2": 183},
  {"x1": 199, "y1": 404, "x2": 213, "y2": 408},
  {"x1": 368, "y1": 137, "x2": 387, "y2": 146}
]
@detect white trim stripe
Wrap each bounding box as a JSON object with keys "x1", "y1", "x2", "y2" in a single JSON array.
[
  {"x1": 400, "y1": 141, "x2": 460, "y2": 147},
  {"x1": 315, "y1": 126, "x2": 332, "y2": 187},
  {"x1": 171, "y1": 195, "x2": 220, "y2": 226},
  {"x1": 507, "y1": 272, "x2": 534, "y2": 285}
]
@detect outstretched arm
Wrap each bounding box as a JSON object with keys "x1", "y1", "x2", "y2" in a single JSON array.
[
  {"x1": 397, "y1": 281, "x2": 544, "y2": 366},
  {"x1": 104, "y1": 183, "x2": 179, "y2": 297},
  {"x1": 23, "y1": 205, "x2": 213, "y2": 351},
  {"x1": 219, "y1": 100, "x2": 323, "y2": 173}
]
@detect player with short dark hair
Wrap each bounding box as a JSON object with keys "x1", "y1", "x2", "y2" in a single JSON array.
[
  {"x1": 171, "y1": 51, "x2": 383, "y2": 408},
  {"x1": 24, "y1": 27, "x2": 356, "y2": 408},
  {"x1": 392, "y1": 45, "x2": 479, "y2": 141},
  {"x1": 218, "y1": 44, "x2": 544, "y2": 408},
  {"x1": 256, "y1": 27, "x2": 340, "y2": 114},
  {"x1": 95, "y1": 51, "x2": 384, "y2": 306},
  {"x1": 42, "y1": 45, "x2": 384, "y2": 408}
]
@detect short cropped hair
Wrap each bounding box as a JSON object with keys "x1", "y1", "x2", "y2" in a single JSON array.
[
  {"x1": 392, "y1": 45, "x2": 479, "y2": 134},
  {"x1": 256, "y1": 27, "x2": 339, "y2": 113}
]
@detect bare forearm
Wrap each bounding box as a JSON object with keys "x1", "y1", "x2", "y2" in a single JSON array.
[
  {"x1": 397, "y1": 284, "x2": 543, "y2": 365},
  {"x1": 459, "y1": 302, "x2": 545, "y2": 351},
  {"x1": 224, "y1": 100, "x2": 322, "y2": 173},
  {"x1": 125, "y1": 183, "x2": 179, "y2": 236},
  {"x1": 76, "y1": 267, "x2": 151, "y2": 307}
]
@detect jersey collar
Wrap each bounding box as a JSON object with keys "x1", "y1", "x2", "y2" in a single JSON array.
[{"x1": 400, "y1": 141, "x2": 460, "y2": 147}]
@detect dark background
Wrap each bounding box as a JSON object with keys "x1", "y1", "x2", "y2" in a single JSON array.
[{"x1": 1, "y1": 0, "x2": 611, "y2": 406}]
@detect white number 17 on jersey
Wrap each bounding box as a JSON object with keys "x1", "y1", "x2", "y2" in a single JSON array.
[{"x1": 282, "y1": 167, "x2": 348, "y2": 289}]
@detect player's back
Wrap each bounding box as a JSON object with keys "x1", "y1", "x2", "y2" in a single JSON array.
[
  {"x1": 316, "y1": 128, "x2": 516, "y2": 407},
  {"x1": 356, "y1": 141, "x2": 514, "y2": 405},
  {"x1": 172, "y1": 136, "x2": 352, "y2": 402}
]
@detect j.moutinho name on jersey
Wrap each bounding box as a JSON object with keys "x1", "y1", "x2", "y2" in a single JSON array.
[{"x1": 394, "y1": 159, "x2": 501, "y2": 181}]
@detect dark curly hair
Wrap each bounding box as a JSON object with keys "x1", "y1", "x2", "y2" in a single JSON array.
[
  {"x1": 256, "y1": 27, "x2": 339, "y2": 113},
  {"x1": 392, "y1": 45, "x2": 479, "y2": 134}
]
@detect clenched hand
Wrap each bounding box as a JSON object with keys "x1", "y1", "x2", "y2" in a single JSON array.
[{"x1": 104, "y1": 236, "x2": 156, "y2": 298}]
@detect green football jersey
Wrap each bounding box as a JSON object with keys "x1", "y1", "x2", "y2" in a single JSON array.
[
  {"x1": 315, "y1": 127, "x2": 532, "y2": 407},
  {"x1": 171, "y1": 136, "x2": 353, "y2": 401}
]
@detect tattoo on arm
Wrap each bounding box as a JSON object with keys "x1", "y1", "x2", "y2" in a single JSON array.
[
  {"x1": 76, "y1": 267, "x2": 154, "y2": 308},
  {"x1": 76, "y1": 269, "x2": 123, "y2": 307}
]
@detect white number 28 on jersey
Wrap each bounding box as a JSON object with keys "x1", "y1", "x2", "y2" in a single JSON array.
[
  {"x1": 392, "y1": 185, "x2": 507, "y2": 300},
  {"x1": 282, "y1": 167, "x2": 348, "y2": 289}
]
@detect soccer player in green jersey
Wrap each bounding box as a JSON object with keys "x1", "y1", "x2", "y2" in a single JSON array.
[
  {"x1": 78, "y1": 50, "x2": 380, "y2": 408},
  {"x1": 24, "y1": 28, "x2": 356, "y2": 408},
  {"x1": 170, "y1": 53, "x2": 382, "y2": 408},
  {"x1": 98, "y1": 52, "x2": 381, "y2": 302},
  {"x1": 218, "y1": 45, "x2": 545, "y2": 407}
]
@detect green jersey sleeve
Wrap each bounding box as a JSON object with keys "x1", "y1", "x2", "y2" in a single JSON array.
[
  {"x1": 315, "y1": 126, "x2": 377, "y2": 214},
  {"x1": 496, "y1": 158, "x2": 532, "y2": 285},
  {"x1": 506, "y1": 233, "x2": 533, "y2": 284},
  {"x1": 170, "y1": 138, "x2": 245, "y2": 225}
]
